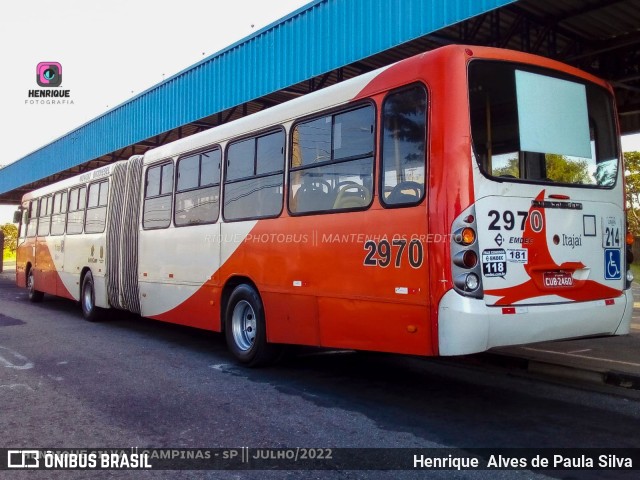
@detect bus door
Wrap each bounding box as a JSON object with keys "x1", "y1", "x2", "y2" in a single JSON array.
[
  {"x1": 15, "y1": 201, "x2": 32, "y2": 287},
  {"x1": 63, "y1": 185, "x2": 88, "y2": 301},
  {"x1": 35, "y1": 195, "x2": 56, "y2": 295},
  {"x1": 49, "y1": 190, "x2": 69, "y2": 298}
]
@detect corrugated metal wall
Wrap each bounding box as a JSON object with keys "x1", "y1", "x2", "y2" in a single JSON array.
[{"x1": 0, "y1": 0, "x2": 514, "y2": 195}]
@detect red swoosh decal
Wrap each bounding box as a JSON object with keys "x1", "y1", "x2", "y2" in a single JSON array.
[{"x1": 485, "y1": 190, "x2": 620, "y2": 305}]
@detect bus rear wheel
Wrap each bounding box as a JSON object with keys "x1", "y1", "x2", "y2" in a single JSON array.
[
  {"x1": 81, "y1": 271, "x2": 102, "y2": 322},
  {"x1": 27, "y1": 269, "x2": 44, "y2": 303},
  {"x1": 224, "y1": 284, "x2": 280, "y2": 367}
]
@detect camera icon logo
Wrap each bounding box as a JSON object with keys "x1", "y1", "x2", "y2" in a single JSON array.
[{"x1": 36, "y1": 62, "x2": 62, "y2": 87}]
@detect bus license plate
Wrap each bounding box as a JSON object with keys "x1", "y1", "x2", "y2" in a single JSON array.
[{"x1": 543, "y1": 272, "x2": 573, "y2": 288}]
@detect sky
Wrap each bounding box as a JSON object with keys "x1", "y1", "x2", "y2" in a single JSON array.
[{"x1": 1, "y1": 0, "x2": 639, "y2": 225}]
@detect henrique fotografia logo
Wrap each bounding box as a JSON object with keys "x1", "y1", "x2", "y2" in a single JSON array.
[
  {"x1": 36, "y1": 62, "x2": 62, "y2": 87},
  {"x1": 26, "y1": 61, "x2": 74, "y2": 105}
]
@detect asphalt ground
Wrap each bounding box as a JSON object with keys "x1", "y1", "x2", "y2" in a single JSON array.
[
  {"x1": 486, "y1": 283, "x2": 640, "y2": 391},
  {"x1": 1, "y1": 260, "x2": 639, "y2": 392}
]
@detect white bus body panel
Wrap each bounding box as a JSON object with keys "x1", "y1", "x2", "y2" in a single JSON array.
[
  {"x1": 138, "y1": 222, "x2": 256, "y2": 317},
  {"x1": 438, "y1": 288, "x2": 632, "y2": 355}
]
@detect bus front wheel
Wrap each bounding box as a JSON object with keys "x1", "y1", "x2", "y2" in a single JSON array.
[
  {"x1": 81, "y1": 271, "x2": 102, "y2": 322},
  {"x1": 27, "y1": 269, "x2": 44, "y2": 303},
  {"x1": 224, "y1": 284, "x2": 280, "y2": 367}
]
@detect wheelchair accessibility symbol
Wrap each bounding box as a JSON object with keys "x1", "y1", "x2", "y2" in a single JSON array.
[{"x1": 604, "y1": 248, "x2": 622, "y2": 280}]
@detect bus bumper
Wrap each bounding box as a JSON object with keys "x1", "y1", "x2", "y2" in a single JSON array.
[{"x1": 437, "y1": 288, "x2": 633, "y2": 356}]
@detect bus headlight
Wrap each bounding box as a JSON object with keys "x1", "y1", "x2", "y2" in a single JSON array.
[
  {"x1": 454, "y1": 273, "x2": 480, "y2": 292},
  {"x1": 465, "y1": 273, "x2": 480, "y2": 290}
]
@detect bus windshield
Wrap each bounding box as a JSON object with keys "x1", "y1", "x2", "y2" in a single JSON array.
[{"x1": 469, "y1": 60, "x2": 619, "y2": 188}]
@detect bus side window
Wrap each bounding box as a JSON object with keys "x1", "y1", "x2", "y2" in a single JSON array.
[
  {"x1": 26, "y1": 199, "x2": 38, "y2": 238},
  {"x1": 67, "y1": 186, "x2": 86, "y2": 235},
  {"x1": 51, "y1": 190, "x2": 68, "y2": 236},
  {"x1": 85, "y1": 180, "x2": 109, "y2": 233},
  {"x1": 223, "y1": 129, "x2": 285, "y2": 221},
  {"x1": 37, "y1": 195, "x2": 52, "y2": 236},
  {"x1": 380, "y1": 85, "x2": 427, "y2": 207},
  {"x1": 175, "y1": 147, "x2": 221, "y2": 226},
  {"x1": 143, "y1": 162, "x2": 174, "y2": 229},
  {"x1": 289, "y1": 104, "x2": 375, "y2": 214}
]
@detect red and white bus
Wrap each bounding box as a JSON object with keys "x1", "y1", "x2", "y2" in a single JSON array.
[{"x1": 15, "y1": 45, "x2": 633, "y2": 365}]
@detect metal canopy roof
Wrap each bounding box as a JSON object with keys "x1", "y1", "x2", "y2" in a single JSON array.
[{"x1": 1, "y1": 0, "x2": 639, "y2": 204}]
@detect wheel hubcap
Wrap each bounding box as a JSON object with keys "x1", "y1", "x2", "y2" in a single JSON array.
[
  {"x1": 231, "y1": 300, "x2": 256, "y2": 352},
  {"x1": 83, "y1": 284, "x2": 93, "y2": 313}
]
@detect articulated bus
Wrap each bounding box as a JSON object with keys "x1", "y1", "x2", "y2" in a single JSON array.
[{"x1": 15, "y1": 45, "x2": 633, "y2": 365}]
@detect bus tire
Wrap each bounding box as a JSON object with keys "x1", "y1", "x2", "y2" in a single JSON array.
[
  {"x1": 81, "y1": 271, "x2": 102, "y2": 322},
  {"x1": 27, "y1": 268, "x2": 44, "y2": 303},
  {"x1": 224, "y1": 284, "x2": 279, "y2": 367}
]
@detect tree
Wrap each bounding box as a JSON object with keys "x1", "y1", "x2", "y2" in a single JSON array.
[
  {"x1": 492, "y1": 157, "x2": 519, "y2": 177},
  {"x1": 492, "y1": 154, "x2": 589, "y2": 184},
  {"x1": 624, "y1": 151, "x2": 640, "y2": 236},
  {"x1": 1, "y1": 223, "x2": 18, "y2": 253},
  {"x1": 545, "y1": 154, "x2": 590, "y2": 184}
]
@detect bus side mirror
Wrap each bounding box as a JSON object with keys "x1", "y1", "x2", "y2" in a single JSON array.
[{"x1": 13, "y1": 209, "x2": 22, "y2": 223}]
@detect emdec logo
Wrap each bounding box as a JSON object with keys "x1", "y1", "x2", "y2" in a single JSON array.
[{"x1": 36, "y1": 62, "x2": 63, "y2": 87}]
